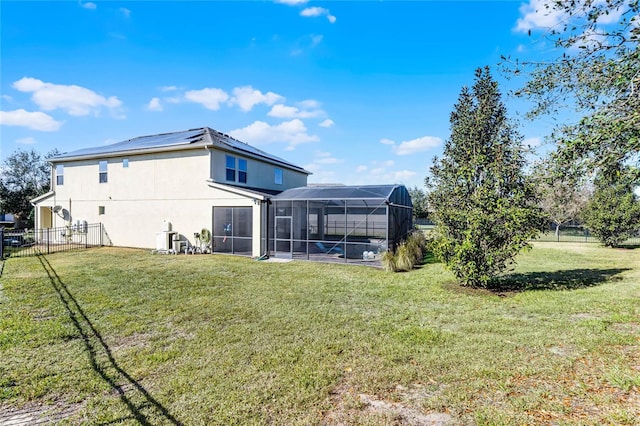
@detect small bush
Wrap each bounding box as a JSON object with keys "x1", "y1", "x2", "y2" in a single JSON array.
[
  {"x1": 406, "y1": 231, "x2": 427, "y2": 264},
  {"x1": 381, "y1": 250, "x2": 397, "y2": 272},
  {"x1": 395, "y1": 243, "x2": 415, "y2": 272}
]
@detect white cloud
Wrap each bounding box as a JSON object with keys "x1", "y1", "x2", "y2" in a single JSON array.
[
  {"x1": 380, "y1": 138, "x2": 395, "y2": 145},
  {"x1": 160, "y1": 86, "x2": 179, "y2": 92},
  {"x1": 268, "y1": 103, "x2": 324, "y2": 119},
  {"x1": 229, "y1": 119, "x2": 319, "y2": 150},
  {"x1": 184, "y1": 87, "x2": 229, "y2": 110},
  {"x1": 319, "y1": 119, "x2": 334, "y2": 128},
  {"x1": 356, "y1": 165, "x2": 368, "y2": 173},
  {"x1": 392, "y1": 170, "x2": 417, "y2": 182},
  {"x1": 12, "y1": 77, "x2": 123, "y2": 117},
  {"x1": 16, "y1": 137, "x2": 36, "y2": 145},
  {"x1": 392, "y1": 136, "x2": 442, "y2": 156},
  {"x1": 310, "y1": 34, "x2": 323, "y2": 47},
  {"x1": 299, "y1": 99, "x2": 321, "y2": 109},
  {"x1": 146, "y1": 97, "x2": 163, "y2": 112},
  {"x1": 300, "y1": 7, "x2": 336, "y2": 23},
  {"x1": 0, "y1": 109, "x2": 63, "y2": 131},
  {"x1": 119, "y1": 7, "x2": 131, "y2": 18},
  {"x1": 1, "y1": 94, "x2": 13, "y2": 103},
  {"x1": 596, "y1": 3, "x2": 625, "y2": 24},
  {"x1": 81, "y1": 2, "x2": 97, "y2": 10},
  {"x1": 229, "y1": 86, "x2": 283, "y2": 111},
  {"x1": 275, "y1": 0, "x2": 308, "y2": 5},
  {"x1": 514, "y1": 0, "x2": 568, "y2": 32},
  {"x1": 314, "y1": 151, "x2": 343, "y2": 164}
]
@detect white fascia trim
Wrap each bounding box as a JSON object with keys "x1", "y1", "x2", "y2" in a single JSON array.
[
  {"x1": 30, "y1": 191, "x2": 55, "y2": 205},
  {"x1": 206, "y1": 181, "x2": 269, "y2": 201}
]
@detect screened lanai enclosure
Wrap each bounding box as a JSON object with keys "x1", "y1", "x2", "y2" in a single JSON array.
[{"x1": 269, "y1": 185, "x2": 413, "y2": 264}]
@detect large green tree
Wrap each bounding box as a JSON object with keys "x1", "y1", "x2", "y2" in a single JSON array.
[
  {"x1": 426, "y1": 67, "x2": 546, "y2": 288},
  {"x1": 582, "y1": 168, "x2": 640, "y2": 247},
  {"x1": 408, "y1": 186, "x2": 429, "y2": 219},
  {"x1": 0, "y1": 148, "x2": 58, "y2": 227},
  {"x1": 505, "y1": 0, "x2": 639, "y2": 177}
]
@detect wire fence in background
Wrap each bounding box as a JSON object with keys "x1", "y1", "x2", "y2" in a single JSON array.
[{"x1": 415, "y1": 221, "x2": 640, "y2": 246}]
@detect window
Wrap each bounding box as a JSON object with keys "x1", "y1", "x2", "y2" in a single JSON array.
[
  {"x1": 99, "y1": 160, "x2": 108, "y2": 183},
  {"x1": 226, "y1": 155, "x2": 248, "y2": 183},
  {"x1": 238, "y1": 159, "x2": 247, "y2": 184},
  {"x1": 56, "y1": 165, "x2": 64, "y2": 186},
  {"x1": 98, "y1": 206, "x2": 105, "y2": 215},
  {"x1": 274, "y1": 168, "x2": 283, "y2": 185},
  {"x1": 226, "y1": 155, "x2": 235, "y2": 181},
  {"x1": 123, "y1": 158, "x2": 129, "y2": 168}
]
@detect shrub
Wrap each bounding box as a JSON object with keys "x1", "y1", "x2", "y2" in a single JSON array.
[
  {"x1": 395, "y1": 243, "x2": 415, "y2": 272},
  {"x1": 381, "y1": 250, "x2": 397, "y2": 272}
]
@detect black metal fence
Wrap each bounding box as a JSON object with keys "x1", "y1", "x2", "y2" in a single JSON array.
[
  {"x1": 537, "y1": 225, "x2": 640, "y2": 245},
  {"x1": 1, "y1": 223, "x2": 105, "y2": 259}
]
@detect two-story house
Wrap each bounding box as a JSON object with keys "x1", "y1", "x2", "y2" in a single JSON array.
[{"x1": 31, "y1": 127, "x2": 310, "y2": 257}]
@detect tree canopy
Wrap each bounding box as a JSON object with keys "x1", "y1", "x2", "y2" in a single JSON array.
[
  {"x1": 0, "y1": 148, "x2": 58, "y2": 226},
  {"x1": 426, "y1": 67, "x2": 546, "y2": 288},
  {"x1": 504, "y1": 0, "x2": 639, "y2": 177}
]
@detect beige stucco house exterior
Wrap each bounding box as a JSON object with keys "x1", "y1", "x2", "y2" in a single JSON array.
[{"x1": 31, "y1": 127, "x2": 310, "y2": 257}]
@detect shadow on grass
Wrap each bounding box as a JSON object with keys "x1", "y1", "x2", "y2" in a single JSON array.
[
  {"x1": 37, "y1": 255, "x2": 183, "y2": 426},
  {"x1": 488, "y1": 268, "x2": 630, "y2": 293}
]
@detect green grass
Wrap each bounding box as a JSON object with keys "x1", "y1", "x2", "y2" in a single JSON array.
[{"x1": 1, "y1": 242, "x2": 639, "y2": 425}]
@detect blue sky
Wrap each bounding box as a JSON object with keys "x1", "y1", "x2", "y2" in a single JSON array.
[{"x1": 1, "y1": 0, "x2": 561, "y2": 188}]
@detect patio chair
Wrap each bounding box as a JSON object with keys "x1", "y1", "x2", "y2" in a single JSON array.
[{"x1": 315, "y1": 242, "x2": 344, "y2": 255}]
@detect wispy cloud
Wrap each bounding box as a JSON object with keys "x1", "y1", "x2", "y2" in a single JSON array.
[
  {"x1": 12, "y1": 77, "x2": 123, "y2": 117},
  {"x1": 382, "y1": 135, "x2": 442, "y2": 155},
  {"x1": 300, "y1": 7, "x2": 336, "y2": 23},
  {"x1": 160, "y1": 85, "x2": 179, "y2": 92},
  {"x1": 274, "y1": 0, "x2": 308, "y2": 5},
  {"x1": 229, "y1": 119, "x2": 319, "y2": 150},
  {"x1": 119, "y1": 7, "x2": 131, "y2": 18},
  {"x1": 314, "y1": 151, "x2": 343, "y2": 165},
  {"x1": 184, "y1": 87, "x2": 229, "y2": 110},
  {"x1": 318, "y1": 119, "x2": 334, "y2": 128},
  {"x1": 146, "y1": 97, "x2": 163, "y2": 112},
  {"x1": 229, "y1": 86, "x2": 283, "y2": 111},
  {"x1": 268, "y1": 101, "x2": 324, "y2": 119},
  {"x1": 0, "y1": 109, "x2": 63, "y2": 131},
  {"x1": 16, "y1": 137, "x2": 37, "y2": 145},
  {"x1": 80, "y1": 2, "x2": 97, "y2": 10},
  {"x1": 514, "y1": 0, "x2": 568, "y2": 32}
]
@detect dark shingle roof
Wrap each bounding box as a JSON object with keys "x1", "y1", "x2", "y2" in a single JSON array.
[{"x1": 51, "y1": 127, "x2": 308, "y2": 173}]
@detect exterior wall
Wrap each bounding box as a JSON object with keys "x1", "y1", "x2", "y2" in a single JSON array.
[
  {"x1": 39, "y1": 148, "x2": 264, "y2": 255},
  {"x1": 210, "y1": 149, "x2": 308, "y2": 191}
]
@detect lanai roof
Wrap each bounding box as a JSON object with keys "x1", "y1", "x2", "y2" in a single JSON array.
[{"x1": 273, "y1": 184, "x2": 413, "y2": 206}]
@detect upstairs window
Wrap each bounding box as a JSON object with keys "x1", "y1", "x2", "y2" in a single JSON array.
[
  {"x1": 238, "y1": 159, "x2": 247, "y2": 184},
  {"x1": 99, "y1": 160, "x2": 108, "y2": 183},
  {"x1": 123, "y1": 158, "x2": 129, "y2": 168},
  {"x1": 226, "y1": 155, "x2": 248, "y2": 183},
  {"x1": 274, "y1": 168, "x2": 283, "y2": 185},
  {"x1": 226, "y1": 155, "x2": 236, "y2": 181},
  {"x1": 56, "y1": 165, "x2": 64, "y2": 186}
]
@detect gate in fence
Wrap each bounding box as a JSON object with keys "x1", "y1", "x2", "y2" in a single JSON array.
[{"x1": 1, "y1": 223, "x2": 105, "y2": 258}]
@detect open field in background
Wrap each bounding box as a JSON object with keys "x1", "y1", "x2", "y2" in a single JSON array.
[{"x1": 1, "y1": 242, "x2": 639, "y2": 425}]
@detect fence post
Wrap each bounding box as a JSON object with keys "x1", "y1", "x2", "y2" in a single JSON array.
[
  {"x1": 0, "y1": 228, "x2": 4, "y2": 259},
  {"x1": 47, "y1": 228, "x2": 50, "y2": 254}
]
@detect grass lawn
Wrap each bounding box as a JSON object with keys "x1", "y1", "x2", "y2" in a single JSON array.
[{"x1": 0, "y1": 242, "x2": 639, "y2": 425}]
